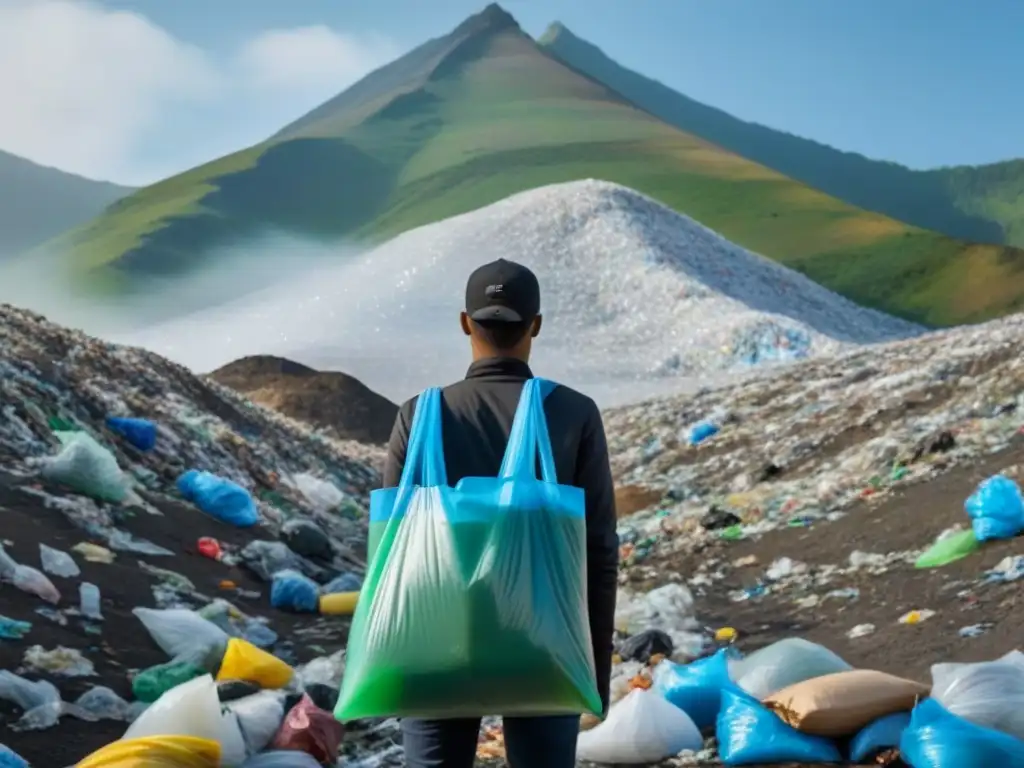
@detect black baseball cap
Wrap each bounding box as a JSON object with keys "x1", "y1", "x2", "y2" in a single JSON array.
[{"x1": 465, "y1": 259, "x2": 540, "y2": 324}]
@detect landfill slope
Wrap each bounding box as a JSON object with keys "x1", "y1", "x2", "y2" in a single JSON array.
[
  {"x1": 111, "y1": 180, "x2": 923, "y2": 408},
  {"x1": 208, "y1": 355, "x2": 399, "y2": 444},
  {"x1": 592, "y1": 312, "x2": 1024, "y2": 765},
  {"x1": 0, "y1": 303, "x2": 393, "y2": 765}
]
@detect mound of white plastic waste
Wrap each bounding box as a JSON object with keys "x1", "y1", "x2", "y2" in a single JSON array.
[{"x1": 114, "y1": 180, "x2": 922, "y2": 406}]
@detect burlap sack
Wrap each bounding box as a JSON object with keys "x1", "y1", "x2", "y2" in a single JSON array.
[{"x1": 763, "y1": 669, "x2": 928, "y2": 737}]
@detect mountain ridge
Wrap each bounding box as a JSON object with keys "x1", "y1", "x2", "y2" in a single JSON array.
[{"x1": 538, "y1": 22, "x2": 1024, "y2": 246}]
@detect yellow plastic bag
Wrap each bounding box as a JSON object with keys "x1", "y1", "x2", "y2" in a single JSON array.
[
  {"x1": 77, "y1": 736, "x2": 220, "y2": 767},
  {"x1": 319, "y1": 591, "x2": 359, "y2": 616},
  {"x1": 216, "y1": 637, "x2": 294, "y2": 689}
]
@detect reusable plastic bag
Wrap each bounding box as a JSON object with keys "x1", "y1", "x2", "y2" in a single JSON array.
[
  {"x1": 931, "y1": 654, "x2": 1024, "y2": 739},
  {"x1": 653, "y1": 648, "x2": 738, "y2": 729},
  {"x1": 716, "y1": 687, "x2": 842, "y2": 765},
  {"x1": 849, "y1": 711, "x2": 911, "y2": 763},
  {"x1": 576, "y1": 688, "x2": 701, "y2": 764},
  {"x1": 106, "y1": 416, "x2": 157, "y2": 452},
  {"x1": 965, "y1": 475, "x2": 1024, "y2": 541},
  {"x1": 731, "y1": 638, "x2": 851, "y2": 699},
  {"x1": 336, "y1": 380, "x2": 600, "y2": 720},
  {"x1": 133, "y1": 607, "x2": 230, "y2": 666},
  {"x1": 124, "y1": 675, "x2": 247, "y2": 767},
  {"x1": 270, "y1": 570, "x2": 319, "y2": 613},
  {"x1": 41, "y1": 431, "x2": 129, "y2": 502},
  {"x1": 177, "y1": 470, "x2": 259, "y2": 527},
  {"x1": 217, "y1": 638, "x2": 294, "y2": 689},
  {"x1": 900, "y1": 698, "x2": 1024, "y2": 768},
  {"x1": 915, "y1": 528, "x2": 981, "y2": 568},
  {"x1": 76, "y1": 736, "x2": 221, "y2": 768},
  {"x1": 763, "y1": 669, "x2": 927, "y2": 736}
]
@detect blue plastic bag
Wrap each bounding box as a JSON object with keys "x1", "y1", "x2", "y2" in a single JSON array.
[
  {"x1": 0, "y1": 744, "x2": 28, "y2": 768},
  {"x1": 688, "y1": 421, "x2": 719, "y2": 445},
  {"x1": 654, "y1": 648, "x2": 737, "y2": 729},
  {"x1": 965, "y1": 475, "x2": 1024, "y2": 541},
  {"x1": 336, "y1": 378, "x2": 600, "y2": 720},
  {"x1": 849, "y1": 711, "x2": 910, "y2": 762},
  {"x1": 270, "y1": 569, "x2": 320, "y2": 612},
  {"x1": 900, "y1": 698, "x2": 1024, "y2": 767},
  {"x1": 321, "y1": 572, "x2": 362, "y2": 594},
  {"x1": 105, "y1": 416, "x2": 157, "y2": 451},
  {"x1": 177, "y1": 470, "x2": 259, "y2": 527},
  {"x1": 716, "y1": 687, "x2": 842, "y2": 765}
]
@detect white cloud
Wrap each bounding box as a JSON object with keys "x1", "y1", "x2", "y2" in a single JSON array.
[{"x1": 0, "y1": 0, "x2": 399, "y2": 185}]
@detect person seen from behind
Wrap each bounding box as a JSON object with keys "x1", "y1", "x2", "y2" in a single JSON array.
[{"x1": 382, "y1": 258, "x2": 619, "y2": 768}]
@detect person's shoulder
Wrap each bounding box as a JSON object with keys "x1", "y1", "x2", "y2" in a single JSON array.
[{"x1": 546, "y1": 382, "x2": 600, "y2": 423}]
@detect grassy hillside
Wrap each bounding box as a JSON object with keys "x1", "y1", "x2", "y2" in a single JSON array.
[
  {"x1": 538, "y1": 23, "x2": 1024, "y2": 248},
  {"x1": 0, "y1": 150, "x2": 132, "y2": 256},
  {"x1": 49, "y1": 4, "x2": 1024, "y2": 326}
]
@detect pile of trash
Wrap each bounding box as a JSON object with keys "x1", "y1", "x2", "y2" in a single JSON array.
[
  {"x1": 605, "y1": 311, "x2": 1024, "y2": 566},
  {"x1": 576, "y1": 631, "x2": 1024, "y2": 766},
  {"x1": 0, "y1": 304, "x2": 403, "y2": 766}
]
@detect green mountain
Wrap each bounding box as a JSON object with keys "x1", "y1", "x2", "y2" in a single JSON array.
[
  {"x1": 538, "y1": 23, "x2": 1024, "y2": 248},
  {"x1": 47, "y1": 4, "x2": 1024, "y2": 326},
  {"x1": 0, "y1": 150, "x2": 131, "y2": 255}
]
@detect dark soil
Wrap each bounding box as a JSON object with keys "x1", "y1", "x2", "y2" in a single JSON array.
[{"x1": 0, "y1": 474, "x2": 349, "y2": 766}]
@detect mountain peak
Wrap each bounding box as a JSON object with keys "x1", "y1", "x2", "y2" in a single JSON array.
[
  {"x1": 537, "y1": 21, "x2": 572, "y2": 45},
  {"x1": 453, "y1": 3, "x2": 520, "y2": 37}
]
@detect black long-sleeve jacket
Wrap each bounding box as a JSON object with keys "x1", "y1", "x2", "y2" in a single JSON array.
[{"x1": 381, "y1": 356, "x2": 619, "y2": 713}]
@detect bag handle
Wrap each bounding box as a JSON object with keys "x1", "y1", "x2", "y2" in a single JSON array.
[
  {"x1": 397, "y1": 388, "x2": 448, "y2": 491},
  {"x1": 499, "y1": 378, "x2": 558, "y2": 483}
]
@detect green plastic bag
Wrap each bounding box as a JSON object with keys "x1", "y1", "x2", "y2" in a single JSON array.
[
  {"x1": 132, "y1": 658, "x2": 205, "y2": 703},
  {"x1": 915, "y1": 529, "x2": 980, "y2": 568},
  {"x1": 336, "y1": 381, "x2": 600, "y2": 721}
]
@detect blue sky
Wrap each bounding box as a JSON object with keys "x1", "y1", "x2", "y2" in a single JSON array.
[{"x1": 2, "y1": 0, "x2": 1019, "y2": 184}]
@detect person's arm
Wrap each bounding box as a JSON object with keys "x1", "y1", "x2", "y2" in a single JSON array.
[
  {"x1": 575, "y1": 399, "x2": 619, "y2": 715},
  {"x1": 382, "y1": 398, "x2": 416, "y2": 489}
]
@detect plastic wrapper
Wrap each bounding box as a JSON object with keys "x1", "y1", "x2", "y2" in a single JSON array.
[
  {"x1": 124, "y1": 674, "x2": 247, "y2": 767},
  {"x1": 105, "y1": 416, "x2": 158, "y2": 451},
  {"x1": 41, "y1": 430, "x2": 129, "y2": 502},
  {"x1": 900, "y1": 698, "x2": 1024, "y2": 767},
  {"x1": 177, "y1": 470, "x2": 259, "y2": 527},
  {"x1": 915, "y1": 528, "x2": 981, "y2": 568},
  {"x1": 284, "y1": 473, "x2": 345, "y2": 514},
  {"x1": 270, "y1": 570, "x2": 319, "y2": 613},
  {"x1": 217, "y1": 638, "x2": 294, "y2": 689},
  {"x1": 965, "y1": 475, "x2": 1024, "y2": 541},
  {"x1": 271, "y1": 694, "x2": 344, "y2": 765},
  {"x1": 731, "y1": 637, "x2": 851, "y2": 699},
  {"x1": 72, "y1": 686, "x2": 133, "y2": 721},
  {"x1": 716, "y1": 687, "x2": 842, "y2": 765},
  {"x1": 39, "y1": 543, "x2": 80, "y2": 578},
  {"x1": 76, "y1": 736, "x2": 221, "y2": 768},
  {"x1": 931, "y1": 654, "x2": 1024, "y2": 739},
  {"x1": 133, "y1": 607, "x2": 230, "y2": 666},
  {"x1": 653, "y1": 648, "x2": 738, "y2": 729},
  {"x1": 576, "y1": 688, "x2": 701, "y2": 764},
  {"x1": 337, "y1": 380, "x2": 600, "y2": 720},
  {"x1": 849, "y1": 711, "x2": 911, "y2": 763},
  {"x1": 10, "y1": 564, "x2": 60, "y2": 604}
]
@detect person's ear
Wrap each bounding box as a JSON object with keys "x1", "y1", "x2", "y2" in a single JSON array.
[
  {"x1": 460, "y1": 311, "x2": 472, "y2": 337},
  {"x1": 531, "y1": 315, "x2": 542, "y2": 338}
]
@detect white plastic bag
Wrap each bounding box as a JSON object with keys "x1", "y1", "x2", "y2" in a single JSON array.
[
  {"x1": 931, "y1": 654, "x2": 1024, "y2": 740},
  {"x1": 39, "y1": 544, "x2": 80, "y2": 578},
  {"x1": 576, "y1": 688, "x2": 702, "y2": 764},
  {"x1": 10, "y1": 565, "x2": 60, "y2": 604},
  {"x1": 41, "y1": 431, "x2": 129, "y2": 502},
  {"x1": 285, "y1": 473, "x2": 345, "y2": 514},
  {"x1": 0, "y1": 671, "x2": 62, "y2": 731},
  {"x1": 732, "y1": 638, "x2": 851, "y2": 699},
  {"x1": 133, "y1": 607, "x2": 229, "y2": 665},
  {"x1": 123, "y1": 674, "x2": 248, "y2": 766},
  {"x1": 614, "y1": 584, "x2": 705, "y2": 659},
  {"x1": 228, "y1": 692, "x2": 286, "y2": 755}
]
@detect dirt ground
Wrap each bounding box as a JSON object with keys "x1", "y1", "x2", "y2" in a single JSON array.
[{"x1": 0, "y1": 474, "x2": 350, "y2": 767}]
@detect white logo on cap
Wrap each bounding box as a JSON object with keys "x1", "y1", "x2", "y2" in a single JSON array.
[{"x1": 485, "y1": 284, "x2": 504, "y2": 296}]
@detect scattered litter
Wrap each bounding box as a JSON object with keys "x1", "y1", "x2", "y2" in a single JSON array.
[
  {"x1": 70, "y1": 542, "x2": 115, "y2": 564},
  {"x1": 899, "y1": 609, "x2": 936, "y2": 625},
  {"x1": 23, "y1": 645, "x2": 95, "y2": 677},
  {"x1": 38, "y1": 544, "x2": 80, "y2": 578}
]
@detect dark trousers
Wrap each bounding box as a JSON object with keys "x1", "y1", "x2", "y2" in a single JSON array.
[{"x1": 402, "y1": 715, "x2": 580, "y2": 768}]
